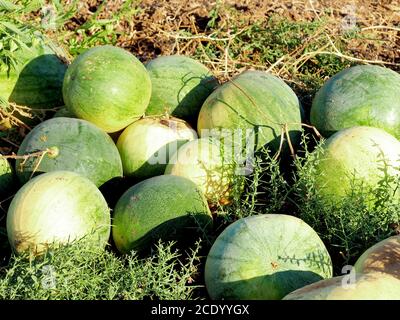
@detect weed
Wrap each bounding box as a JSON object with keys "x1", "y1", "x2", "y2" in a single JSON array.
[{"x1": 0, "y1": 239, "x2": 203, "y2": 300}]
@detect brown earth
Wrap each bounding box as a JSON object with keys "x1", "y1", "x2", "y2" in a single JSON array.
[{"x1": 62, "y1": 0, "x2": 400, "y2": 74}]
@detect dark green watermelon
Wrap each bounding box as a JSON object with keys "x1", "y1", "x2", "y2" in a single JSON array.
[
  {"x1": 112, "y1": 175, "x2": 212, "y2": 254},
  {"x1": 197, "y1": 70, "x2": 303, "y2": 153},
  {"x1": 16, "y1": 117, "x2": 123, "y2": 187},
  {"x1": 145, "y1": 55, "x2": 218, "y2": 125},
  {"x1": 0, "y1": 40, "x2": 68, "y2": 120},
  {"x1": 311, "y1": 65, "x2": 400, "y2": 138}
]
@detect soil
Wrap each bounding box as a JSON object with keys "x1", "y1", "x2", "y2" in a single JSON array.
[{"x1": 63, "y1": 0, "x2": 400, "y2": 66}]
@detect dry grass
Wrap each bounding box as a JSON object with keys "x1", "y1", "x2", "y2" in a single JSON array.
[{"x1": 59, "y1": 1, "x2": 400, "y2": 74}]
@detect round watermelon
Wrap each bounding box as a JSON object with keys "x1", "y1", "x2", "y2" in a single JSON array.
[
  {"x1": 311, "y1": 65, "x2": 400, "y2": 139},
  {"x1": 7, "y1": 171, "x2": 110, "y2": 254},
  {"x1": 283, "y1": 272, "x2": 400, "y2": 300},
  {"x1": 63, "y1": 45, "x2": 151, "y2": 133},
  {"x1": 165, "y1": 137, "x2": 237, "y2": 205},
  {"x1": 16, "y1": 117, "x2": 123, "y2": 187},
  {"x1": 354, "y1": 236, "x2": 400, "y2": 279},
  {"x1": 197, "y1": 70, "x2": 303, "y2": 153},
  {"x1": 205, "y1": 214, "x2": 333, "y2": 300},
  {"x1": 0, "y1": 40, "x2": 67, "y2": 122},
  {"x1": 145, "y1": 55, "x2": 218, "y2": 125},
  {"x1": 313, "y1": 126, "x2": 400, "y2": 204},
  {"x1": 0, "y1": 156, "x2": 14, "y2": 198},
  {"x1": 117, "y1": 116, "x2": 197, "y2": 179},
  {"x1": 112, "y1": 175, "x2": 212, "y2": 254}
]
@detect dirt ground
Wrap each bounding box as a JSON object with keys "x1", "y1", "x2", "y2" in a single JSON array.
[{"x1": 65, "y1": 0, "x2": 400, "y2": 68}]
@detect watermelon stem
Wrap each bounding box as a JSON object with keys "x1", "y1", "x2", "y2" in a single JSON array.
[
  {"x1": 1, "y1": 102, "x2": 63, "y2": 135},
  {"x1": 273, "y1": 123, "x2": 296, "y2": 161},
  {"x1": 29, "y1": 150, "x2": 48, "y2": 179},
  {"x1": 2, "y1": 148, "x2": 56, "y2": 160},
  {"x1": 3, "y1": 148, "x2": 58, "y2": 179},
  {"x1": 46, "y1": 146, "x2": 59, "y2": 158},
  {"x1": 25, "y1": 146, "x2": 60, "y2": 180}
]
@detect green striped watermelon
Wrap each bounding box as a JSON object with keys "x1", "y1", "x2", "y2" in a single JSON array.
[
  {"x1": 16, "y1": 117, "x2": 123, "y2": 187},
  {"x1": 63, "y1": 45, "x2": 151, "y2": 133},
  {"x1": 0, "y1": 39, "x2": 67, "y2": 121},
  {"x1": 165, "y1": 137, "x2": 237, "y2": 205},
  {"x1": 313, "y1": 126, "x2": 400, "y2": 204},
  {"x1": 112, "y1": 175, "x2": 212, "y2": 254},
  {"x1": 311, "y1": 65, "x2": 400, "y2": 139},
  {"x1": 145, "y1": 55, "x2": 218, "y2": 125},
  {"x1": 205, "y1": 214, "x2": 332, "y2": 300},
  {"x1": 117, "y1": 116, "x2": 197, "y2": 179},
  {"x1": 197, "y1": 70, "x2": 303, "y2": 154}
]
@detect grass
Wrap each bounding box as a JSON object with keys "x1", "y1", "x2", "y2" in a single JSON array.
[
  {"x1": 57, "y1": 0, "x2": 142, "y2": 56},
  {"x1": 0, "y1": 0, "x2": 400, "y2": 299},
  {"x1": 0, "y1": 240, "x2": 203, "y2": 300},
  {"x1": 291, "y1": 134, "x2": 400, "y2": 270}
]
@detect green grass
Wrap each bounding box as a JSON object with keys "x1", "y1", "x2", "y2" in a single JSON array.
[
  {"x1": 58, "y1": 0, "x2": 142, "y2": 56},
  {"x1": 292, "y1": 134, "x2": 400, "y2": 269},
  {"x1": 0, "y1": 240, "x2": 203, "y2": 300}
]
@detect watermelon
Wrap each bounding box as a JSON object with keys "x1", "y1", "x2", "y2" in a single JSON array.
[
  {"x1": 0, "y1": 39, "x2": 67, "y2": 119},
  {"x1": 53, "y1": 107, "x2": 75, "y2": 118},
  {"x1": 204, "y1": 214, "x2": 332, "y2": 300},
  {"x1": 283, "y1": 272, "x2": 400, "y2": 300},
  {"x1": 165, "y1": 137, "x2": 237, "y2": 205},
  {"x1": 354, "y1": 236, "x2": 400, "y2": 279},
  {"x1": 112, "y1": 175, "x2": 212, "y2": 254},
  {"x1": 313, "y1": 126, "x2": 400, "y2": 204},
  {"x1": 0, "y1": 156, "x2": 14, "y2": 198},
  {"x1": 117, "y1": 116, "x2": 197, "y2": 179},
  {"x1": 16, "y1": 117, "x2": 123, "y2": 187},
  {"x1": 145, "y1": 55, "x2": 218, "y2": 125},
  {"x1": 7, "y1": 171, "x2": 110, "y2": 254},
  {"x1": 197, "y1": 70, "x2": 303, "y2": 153},
  {"x1": 311, "y1": 65, "x2": 400, "y2": 139},
  {"x1": 63, "y1": 45, "x2": 151, "y2": 133}
]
